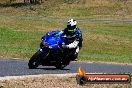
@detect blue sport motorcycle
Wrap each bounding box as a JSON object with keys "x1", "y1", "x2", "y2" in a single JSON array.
[{"x1": 28, "y1": 30, "x2": 74, "y2": 69}]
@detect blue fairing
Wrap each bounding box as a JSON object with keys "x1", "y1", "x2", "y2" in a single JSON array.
[{"x1": 41, "y1": 30, "x2": 64, "y2": 49}]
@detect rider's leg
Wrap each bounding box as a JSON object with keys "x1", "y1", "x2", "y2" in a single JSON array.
[{"x1": 68, "y1": 46, "x2": 79, "y2": 61}]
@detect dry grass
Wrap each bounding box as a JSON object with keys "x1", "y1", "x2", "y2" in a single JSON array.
[{"x1": 0, "y1": 0, "x2": 132, "y2": 19}]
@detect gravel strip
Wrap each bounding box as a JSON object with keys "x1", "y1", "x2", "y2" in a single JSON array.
[
  {"x1": 0, "y1": 73, "x2": 77, "y2": 81},
  {"x1": 0, "y1": 74, "x2": 132, "y2": 88}
]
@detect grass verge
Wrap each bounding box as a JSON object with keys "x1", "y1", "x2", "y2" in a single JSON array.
[
  {"x1": 0, "y1": 15, "x2": 132, "y2": 63},
  {"x1": 0, "y1": 0, "x2": 132, "y2": 63}
]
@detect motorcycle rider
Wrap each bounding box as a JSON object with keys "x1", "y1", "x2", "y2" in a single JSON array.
[{"x1": 61, "y1": 19, "x2": 83, "y2": 61}]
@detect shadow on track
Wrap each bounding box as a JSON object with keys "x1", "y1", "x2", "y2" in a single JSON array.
[{"x1": 34, "y1": 67, "x2": 70, "y2": 71}]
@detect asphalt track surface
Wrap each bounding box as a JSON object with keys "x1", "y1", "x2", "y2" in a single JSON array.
[{"x1": 0, "y1": 59, "x2": 132, "y2": 77}]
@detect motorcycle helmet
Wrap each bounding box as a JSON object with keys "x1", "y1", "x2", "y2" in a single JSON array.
[
  {"x1": 65, "y1": 19, "x2": 77, "y2": 36},
  {"x1": 67, "y1": 19, "x2": 77, "y2": 33},
  {"x1": 64, "y1": 19, "x2": 77, "y2": 42}
]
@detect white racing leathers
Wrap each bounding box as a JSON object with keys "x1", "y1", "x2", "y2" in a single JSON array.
[{"x1": 65, "y1": 40, "x2": 80, "y2": 54}]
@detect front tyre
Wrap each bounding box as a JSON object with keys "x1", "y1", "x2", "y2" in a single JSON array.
[{"x1": 28, "y1": 51, "x2": 41, "y2": 69}]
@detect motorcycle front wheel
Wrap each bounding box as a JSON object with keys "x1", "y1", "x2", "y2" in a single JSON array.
[{"x1": 28, "y1": 51, "x2": 42, "y2": 69}]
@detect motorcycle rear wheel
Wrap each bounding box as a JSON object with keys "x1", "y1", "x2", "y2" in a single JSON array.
[
  {"x1": 28, "y1": 51, "x2": 41, "y2": 69},
  {"x1": 55, "y1": 64, "x2": 67, "y2": 69},
  {"x1": 55, "y1": 59, "x2": 71, "y2": 69}
]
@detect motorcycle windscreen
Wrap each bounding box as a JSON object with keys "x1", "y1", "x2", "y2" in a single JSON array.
[
  {"x1": 45, "y1": 36, "x2": 64, "y2": 49},
  {"x1": 44, "y1": 31, "x2": 64, "y2": 49}
]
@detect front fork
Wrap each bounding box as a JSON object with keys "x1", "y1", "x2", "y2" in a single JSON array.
[
  {"x1": 39, "y1": 48, "x2": 44, "y2": 53},
  {"x1": 39, "y1": 48, "x2": 50, "y2": 59}
]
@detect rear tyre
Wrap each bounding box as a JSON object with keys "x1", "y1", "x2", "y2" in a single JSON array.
[
  {"x1": 28, "y1": 51, "x2": 41, "y2": 69},
  {"x1": 55, "y1": 59, "x2": 69, "y2": 69},
  {"x1": 55, "y1": 64, "x2": 67, "y2": 70}
]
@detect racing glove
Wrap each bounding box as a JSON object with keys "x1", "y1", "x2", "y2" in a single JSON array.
[
  {"x1": 66, "y1": 40, "x2": 79, "y2": 49},
  {"x1": 62, "y1": 44, "x2": 68, "y2": 49}
]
